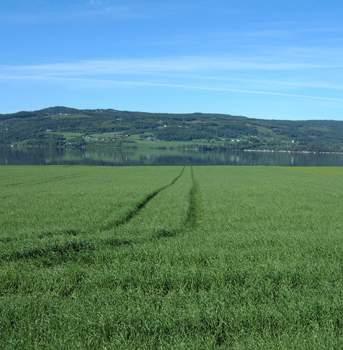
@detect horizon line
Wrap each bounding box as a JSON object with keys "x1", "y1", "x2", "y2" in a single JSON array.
[{"x1": 0, "y1": 105, "x2": 341, "y2": 122}]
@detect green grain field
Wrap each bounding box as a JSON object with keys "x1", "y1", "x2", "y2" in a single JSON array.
[{"x1": 1, "y1": 165, "x2": 343, "y2": 349}]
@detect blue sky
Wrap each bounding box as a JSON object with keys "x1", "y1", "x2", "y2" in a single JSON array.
[{"x1": 1, "y1": 0, "x2": 343, "y2": 119}]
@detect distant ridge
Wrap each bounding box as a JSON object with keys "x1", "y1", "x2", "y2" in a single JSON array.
[
  {"x1": 1, "y1": 106, "x2": 343, "y2": 152},
  {"x1": 0, "y1": 106, "x2": 339, "y2": 122}
]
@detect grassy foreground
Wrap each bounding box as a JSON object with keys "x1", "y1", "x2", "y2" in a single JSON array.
[{"x1": 1, "y1": 165, "x2": 343, "y2": 349}]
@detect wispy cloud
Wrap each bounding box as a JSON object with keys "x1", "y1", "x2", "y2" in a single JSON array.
[
  {"x1": 0, "y1": 56, "x2": 335, "y2": 77},
  {"x1": 1, "y1": 54, "x2": 342, "y2": 104},
  {"x1": 160, "y1": 74, "x2": 343, "y2": 92},
  {"x1": 1, "y1": 74, "x2": 343, "y2": 104}
]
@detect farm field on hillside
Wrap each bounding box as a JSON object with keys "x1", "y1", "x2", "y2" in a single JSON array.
[{"x1": 1, "y1": 165, "x2": 343, "y2": 349}]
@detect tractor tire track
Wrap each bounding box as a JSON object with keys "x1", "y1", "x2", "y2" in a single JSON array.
[
  {"x1": 101, "y1": 166, "x2": 185, "y2": 231},
  {"x1": 155, "y1": 166, "x2": 202, "y2": 239},
  {"x1": 184, "y1": 166, "x2": 202, "y2": 229},
  {"x1": 0, "y1": 168, "x2": 186, "y2": 247},
  {"x1": 2, "y1": 173, "x2": 83, "y2": 188},
  {"x1": 0, "y1": 167, "x2": 192, "y2": 264},
  {"x1": 0, "y1": 239, "x2": 95, "y2": 266}
]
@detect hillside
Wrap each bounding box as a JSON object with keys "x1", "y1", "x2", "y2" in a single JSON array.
[{"x1": 1, "y1": 107, "x2": 343, "y2": 152}]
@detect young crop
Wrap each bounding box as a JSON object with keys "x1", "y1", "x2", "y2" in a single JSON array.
[{"x1": 1, "y1": 165, "x2": 343, "y2": 349}]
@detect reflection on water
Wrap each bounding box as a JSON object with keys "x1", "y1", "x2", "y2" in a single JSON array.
[{"x1": 1, "y1": 146, "x2": 343, "y2": 166}]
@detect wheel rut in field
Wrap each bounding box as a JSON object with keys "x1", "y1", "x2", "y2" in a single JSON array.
[
  {"x1": 0, "y1": 168, "x2": 185, "y2": 250},
  {"x1": 4, "y1": 167, "x2": 186, "y2": 246},
  {"x1": 1, "y1": 166, "x2": 195, "y2": 264},
  {"x1": 184, "y1": 166, "x2": 202, "y2": 229},
  {"x1": 0, "y1": 229, "x2": 81, "y2": 245},
  {"x1": 101, "y1": 166, "x2": 186, "y2": 231},
  {"x1": 154, "y1": 166, "x2": 202, "y2": 239},
  {"x1": 0, "y1": 239, "x2": 95, "y2": 266},
  {"x1": 2, "y1": 173, "x2": 83, "y2": 188}
]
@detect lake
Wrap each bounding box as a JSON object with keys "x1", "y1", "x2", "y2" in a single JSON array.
[{"x1": 1, "y1": 146, "x2": 343, "y2": 166}]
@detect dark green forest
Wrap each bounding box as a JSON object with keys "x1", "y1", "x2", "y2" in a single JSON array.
[{"x1": 1, "y1": 106, "x2": 343, "y2": 152}]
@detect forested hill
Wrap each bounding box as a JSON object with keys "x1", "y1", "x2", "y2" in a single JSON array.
[{"x1": 1, "y1": 106, "x2": 343, "y2": 152}]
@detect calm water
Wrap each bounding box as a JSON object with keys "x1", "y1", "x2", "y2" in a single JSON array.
[{"x1": 1, "y1": 146, "x2": 343, "y2": 166}]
